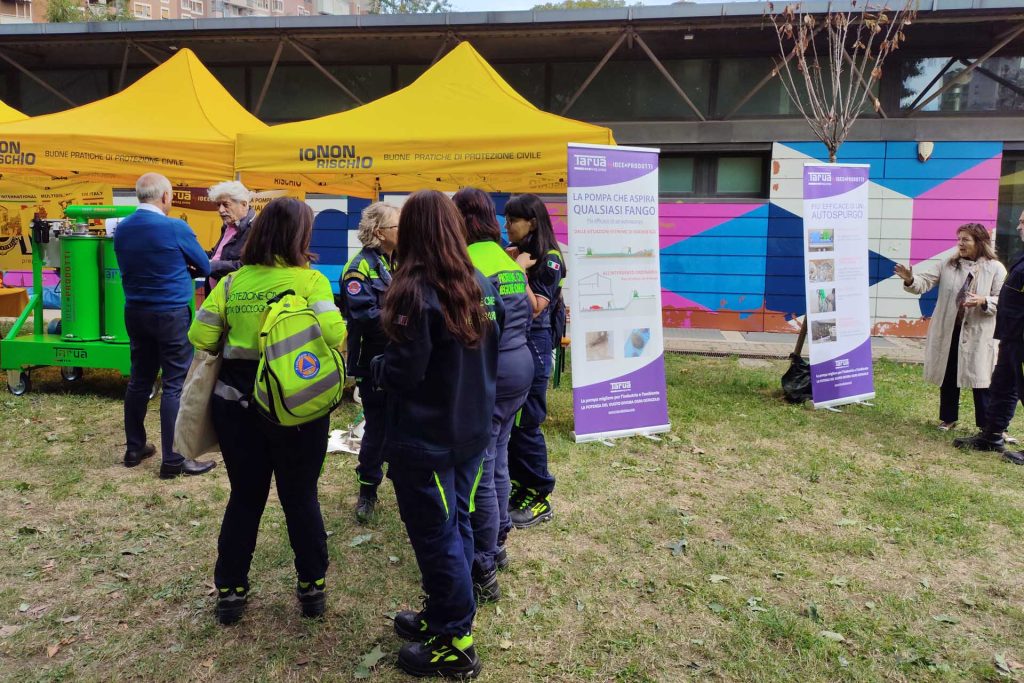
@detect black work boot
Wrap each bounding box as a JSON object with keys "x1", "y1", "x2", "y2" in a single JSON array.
[
  {"x1": 355, "y1": 484, "x2": 378, "y2": 524},
  {"x1": 1003, "y1": 451, "x2": 1024, "y2": 466},
  {"x1": 472, "y1": 566, "x2": 501, "y2": 604},
  {"x1": 396, "y1": 634, "x2": 482, "y2": 679},
  {"x1": 296, "y1": 578, "x2": 326, "y2": 619},
  {"x1": 394, "y1": 609, "x2": 433, "y2": 642},
  {"x1": 495, "y1": 545, "x2": 509, "y2": 571},
  {"x1": 216, "y1": 586, "x2": 248, "y2": 625},
  {"x1": 510, "y1": 489, "x2": 553, "y2": 529},
  {"x1": 953, "y1": 432, "x2": 1007, "y2": 453}
]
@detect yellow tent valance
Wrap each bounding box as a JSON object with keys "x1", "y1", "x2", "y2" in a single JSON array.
[
  {"x1": 0, "y1": 49, "x2": 265, "y2": 186},
  {"x1": 235, "y1": 42, "x2": 615, "y2": 197}
]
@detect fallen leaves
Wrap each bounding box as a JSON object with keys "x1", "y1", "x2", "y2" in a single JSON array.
[
  {"x1": 354, "y1": 645, "x2": 388, "y2": 679},
  {"x1": 819, "y1": 630, "x2": 846, "y2": 643},
  {"x1": 708, "y1": 574, "x2": 729, "y2": 584},
  {"x1": 666, "y1": 539, "x2": 688, "y2": 556},
  {"x1": 349, "y1": 533, "x2": 373, "y2": 547}
]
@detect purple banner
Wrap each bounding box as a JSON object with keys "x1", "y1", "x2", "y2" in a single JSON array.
[
  {"x1": 803, "y1": 165, "x2": 869, "y2": 200},
  {"x1": 568, "y1": 147, "x2": 657, "y2": 188},
  {"x1": 809, "y1": 338, "x2": 874, "y2": 403},
  {"x1": 573, "y1": 355, "x2": 670, "y2": 435}
]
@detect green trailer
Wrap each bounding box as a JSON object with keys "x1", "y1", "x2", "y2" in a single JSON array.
[{"x1": 2, "y1": 205, "x2": 136, "y2": 395}]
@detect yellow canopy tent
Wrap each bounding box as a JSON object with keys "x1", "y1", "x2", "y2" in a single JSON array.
[
  {"x1": 0, "y1": 49, "x2": 266, "y2": 186},
  {"x1": 0, "y1": 100, "x2": 26, "y2": 123},
  {"x1": 236, "y1": 42, "x2": 615, "y2": 197}
]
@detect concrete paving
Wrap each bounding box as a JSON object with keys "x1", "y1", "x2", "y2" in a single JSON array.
[{"x1": 664, "y1": 327, "x2": 925, "y2": 363}]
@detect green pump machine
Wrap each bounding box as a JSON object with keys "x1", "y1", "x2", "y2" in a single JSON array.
[{"x1": 2, "y1": 205, "x2": 137, "y2": 395}]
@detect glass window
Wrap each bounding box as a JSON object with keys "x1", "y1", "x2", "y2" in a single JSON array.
[
  {"x1": 207, "y1": 66, "x2": 247, "y2": 110},
  {"x1": 901, "y1": 56, "x2": 1024, "y2": 112},
  {"x1": 716, "y1": 156, "x2": 763, "y2": 194},
  {"x1": 551, "y1": 59, "x2": 711, "y2": 120},
  {"x1": 254, "y1": 65, "x2": 390, "y2": 122},
  {"x1": 396, "y1": 65, "x2": 428, "y2": 90},
  {"x1": 717, "y1": 58, "x2": 797, "y2": 117},
  {"x1": 18, "y1": 70, "x2": 111, "y2": 116},
  {"x1": 660, "y1": 157, "x2": 695, "y2": 194},
  {"x1": 492, "y1": 63, "x2": 546, "y2": 109},
  {"x1": 998, "y1": 153, "x2": 1024, "y2": 264}
]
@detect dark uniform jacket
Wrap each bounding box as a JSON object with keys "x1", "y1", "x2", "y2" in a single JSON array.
[
  {"x1": 340, "y1": 247, "x2": 394, "y2": 377},
  {"x1": 371, "y1": 271, "x2": 504, "y2": 468},
  {"x1": 995, "y1": 254, "x2": 1024, "y2": 342}
]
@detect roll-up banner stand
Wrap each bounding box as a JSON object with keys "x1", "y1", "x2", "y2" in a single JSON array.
[
  {"x1": 802, "y1": 163, "x2": 875, "y2": 409},
  {"x1": 567, "y1": 143, "x2": 671, "y2": 442}
]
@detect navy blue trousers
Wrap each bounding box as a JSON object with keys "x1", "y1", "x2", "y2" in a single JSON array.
[
  {"x1": 212, "y1": 395, "x2": 330, "y2": 590},
  {"x1": 508, "y1": 329, "x2": 556, "y2": 497},
  {"x1": 123, "y1": 306, "x2": 193, "y2": 466},
  {"x1": 389, "y1": 451, "x2": 483, "y2": 638},
  {"x1": 983, "y1": 340, "x2": 1024, "y2": 435},
  {"x1": 355, "y1": 379, "x2": 386, "y2": 489}
]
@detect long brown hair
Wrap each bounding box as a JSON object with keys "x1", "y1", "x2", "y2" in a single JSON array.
[
  {"x1": 453, "y1": 187, "x2": 501, "y2": 244},
  {"x1": 948, "y1": 222, "x2": 997, "y2": 268},
  {"x1": 382, "y1": 191, "x2": 488, "y2": 347},
  {"x1": 240, "y1": 197, "x2": 316, "y2": 267}
]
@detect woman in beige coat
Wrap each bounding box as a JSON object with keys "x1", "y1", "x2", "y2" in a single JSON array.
[{"x1": 895, "y1": 223, "x2": 1006, "y2": 431}]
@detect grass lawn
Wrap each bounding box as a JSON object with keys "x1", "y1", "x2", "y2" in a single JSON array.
[{"x1": 2, "y1": 354, "x2": 1024, "y2": 682}]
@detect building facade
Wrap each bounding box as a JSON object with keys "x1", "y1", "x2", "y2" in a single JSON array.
[{"x1": 0, "y1": 2, "x2": 1021, "y2": 335}]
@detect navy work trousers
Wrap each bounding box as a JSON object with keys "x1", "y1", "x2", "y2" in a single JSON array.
[
  {"x1": 508, "y1": 328, "x2": 557, "y2": 497},
  {"x1": 355, "y1": 379, "x2": 386, "y2": 489},
  {"x1": 212, "y1": 395, "x2": 330, "y2": 590},
  {"x1": 983, "y1": 340, "x2": 1024, "y2": 436},
  {"x1": 471, "y1": 388, "x2": 529, "y2": 574},
  {"x1": 389, "y1": 450, "x2": 484, "y2": 638},
  {"x1": 123, "y1": 306, "x2": 193, "y2": 466}
]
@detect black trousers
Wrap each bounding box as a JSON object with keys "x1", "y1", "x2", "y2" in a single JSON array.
[
  {"x1": 938, "y1": 322, "x2": 989, "y2": 429},
  {"x1": 982, "y1": 340, "x2": 1024, "y2": 436},
  {"x1": 212, "y1": 395, "x2": 330, "y2": 590}
]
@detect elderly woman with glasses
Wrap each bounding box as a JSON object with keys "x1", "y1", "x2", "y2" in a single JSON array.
[
  {"x1": 206, "y1": 181, "x2": 255, "y2": 287},
  {"x1": 339, "y1": 201, "x2": 401, "y2": 524}
]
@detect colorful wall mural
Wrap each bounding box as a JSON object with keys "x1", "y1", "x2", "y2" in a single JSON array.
[{"x1": 308, "y1": 142, "x2": 1003, "y2": 337}]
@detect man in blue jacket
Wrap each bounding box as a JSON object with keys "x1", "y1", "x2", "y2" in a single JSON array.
[{"x1": 114, "y1": 173, "x2": 215, "y2": 479}]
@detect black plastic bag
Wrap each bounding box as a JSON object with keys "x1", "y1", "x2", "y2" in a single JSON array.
[{"x1": 781, "y1": 353, "x2": 812, "y2": 403}]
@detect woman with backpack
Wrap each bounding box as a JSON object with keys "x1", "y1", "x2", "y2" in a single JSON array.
[
  {"x1": 373, "y1": 190, "x2": 502, "y2": 680},
  {"x1": 503, "y1": 193, "x2": 565, "y2": 529},
  {"x1": 188, "y1": 197, "x2": 346, "y2": 626},
  {"x1": 453, "y1": 188, "x2": 533, "y2": 598}
]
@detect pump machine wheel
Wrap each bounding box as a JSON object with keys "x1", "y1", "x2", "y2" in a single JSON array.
[{"x1": 6, "y1": 371, "x2": 31, "y2": 396}]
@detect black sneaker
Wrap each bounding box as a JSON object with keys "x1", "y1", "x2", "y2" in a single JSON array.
[
  {"x1": 356, "y1": 493, "x2": 380, "y2": 528},
  {"x1": 394, "y1": 609, "x2": 433, "y2": 642},
  {"x1": 1003, "y1": 451, "x2": 1024, "y2": 466},
  {"x1": 473, "y1": 567, "x2": 500, "y2": 604},
  {"x1": 216, "y1": 586, "x2": 248, "y2": 625},
  {"x1": 296, "y1": 578, "x2": 326, "y2": 619},
  {"x1": 495, "y1": 546, "x2": 509, "y2": 571},
  {"x1": 953, "y1": 432, "x2": 1007, "y2": 453},
  {"x1": 508, "y1": 480, "x2": 522, "y2": 511},
  {"x1": 510, "y1": 489, "x2": 553, "y2": 529},
  {"x1": 396, "y1": 634, "x2": 481, "y2": 679}
]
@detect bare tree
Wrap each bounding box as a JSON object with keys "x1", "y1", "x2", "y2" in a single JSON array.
[{"x1": 767, "y1": 1, "x2": 918, "y2": 162}]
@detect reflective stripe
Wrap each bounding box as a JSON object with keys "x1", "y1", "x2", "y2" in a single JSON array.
[
  {"x1": 468, "y1": 458, "x2": 484, "y2": 514},
  {"x1": 265, "y1": 325, "x2": 322, "y2": 361},
  {"x1": 223, "y1": 345, "x2": 259, "y2": 360},
  {"x1": 255, "y1": 382, "x2": 271, "y2": 410},
  {"x1": 282, "y1": 371, "x2": 341, "y2": 411},
  {"x1": 196, "y1": 308, "x2": 222, "y2": 327},
  {"x1": 433, "y1": 471, "x2": 449, "y2": 520},
  {"x1": 310, "y1": 300, "x2": 339, "y2": 315},
  {"x1": 213, "y1": 381, "x2": 248, "y2": 405}
]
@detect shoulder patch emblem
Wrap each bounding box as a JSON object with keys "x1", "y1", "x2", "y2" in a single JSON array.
[
  {"x1": 547, "y1": 260, "x2": 560, "y2": 271},
  {"x1": 346, "y1": 279, "x2": 363, "y2": 295}
]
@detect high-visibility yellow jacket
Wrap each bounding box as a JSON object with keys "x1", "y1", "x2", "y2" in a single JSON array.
[{"x1": 189, "y1": 264, "x2": 346, "y2": 363}]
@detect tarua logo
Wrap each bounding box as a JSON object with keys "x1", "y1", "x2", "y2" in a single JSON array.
[
  {"x1": 573, "y1": 154, "x2": 606, "y2": 169},
  {"x1": 294, "y1": 351, "x2": 321, "y2": 379},
  {"x1": 808, "y1": 171, "x2": 832, "y2": 183}
]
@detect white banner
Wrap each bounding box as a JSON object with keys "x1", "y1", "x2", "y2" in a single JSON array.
[
  {"x1": 566, "y1": 143, "x2": 670, "y2": 442},
  {"x1": 802, "y1": 163, "x2": 875, "y2": 409}
]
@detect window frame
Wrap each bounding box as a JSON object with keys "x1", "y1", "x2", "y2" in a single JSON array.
[{"x1": 659, "y1": 152, "x2": 770, "y2": 200}]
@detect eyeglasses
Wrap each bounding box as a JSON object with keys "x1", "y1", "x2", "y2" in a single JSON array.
[{"x1": 381, "y1": 225, "x2": 399, "y2": 231}]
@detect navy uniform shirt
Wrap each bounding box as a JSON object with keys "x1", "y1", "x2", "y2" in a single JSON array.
[
  {"x1": 371, "y1": 271, "x2": 504, "y2": 468},
  {"x1": 995, "y1": 253, "x2": 1024, "y2": 342},
  {"x1": 528, "y1": 249, "x2": 565, "y2": 331},
  {"x1": 340, "y1": 247, "x2": 393, "y2": 377}
]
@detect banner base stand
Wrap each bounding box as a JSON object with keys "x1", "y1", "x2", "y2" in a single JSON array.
[
  {"x1": 573, "y1": 424, "x2": 672, "y2": 444},
  {"x1": 813, "y1": 392, "x2": 876, "y2": 411}
]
